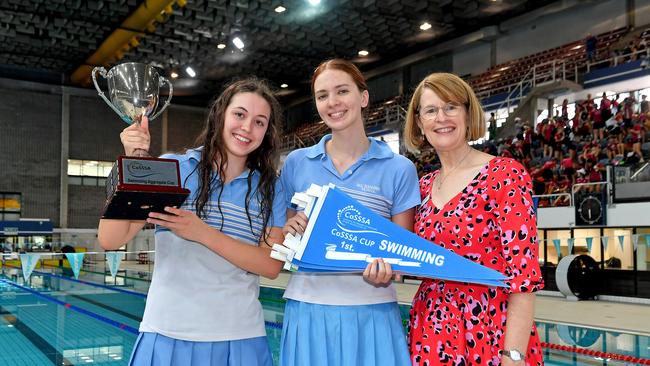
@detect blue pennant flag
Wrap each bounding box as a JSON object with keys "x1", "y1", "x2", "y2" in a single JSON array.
[
  {"x1": 645, "y1": 235, "x2": 650, "y2": 247},
  {"x1": 585, "y1": 237, "x2": 593, "y2": 253},
  {"x1": 64, "y1": 253, "x2": 85, "y2": 279},
  {"x1": 552, "y1": 239, "x2": 561, "y2": 258},
  {"x1": 567, "y1": 238, "x2": 575, "y2": 255},
  {"x1": 532, "y1": 197, "x2": 540, "y2": 215},
  {"x1": 273, "y1": 185, "x2": 508, "y2": 287},
  {"x1": 19, "y1": 253, "x2": 40, "y2": 281},
  {"x1": 617, "y1": 235, "x2": 625, "y2": 252},
  {"x1": 602, "y1": 236, "x2": 609, "y2": 251},
  {"x1": 105, "y1": 252, "x2": 125, "y2": 279},
  {"x1": 632, "y1": 235, "x2": 639, "y2": 252}
]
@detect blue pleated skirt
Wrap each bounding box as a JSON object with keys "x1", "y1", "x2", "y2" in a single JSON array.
[
  {"x1": 280, "y1": 300, "x2": 411, "y2": 366},
  {"x1": 129, "y1": 332, "x2": 273, "y2": 366}
]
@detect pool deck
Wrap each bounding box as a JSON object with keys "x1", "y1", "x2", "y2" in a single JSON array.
[
  {"x1": 260, "y1": 272, "x2": 650, "y2": 337},
  {"x1": 119, "y1": 262, "x2": 650, "y2": 337}
]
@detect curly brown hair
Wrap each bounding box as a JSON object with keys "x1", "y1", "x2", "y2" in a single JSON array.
[{"x1": 191, "y1": 78, "x2": 282, "y2": 241}]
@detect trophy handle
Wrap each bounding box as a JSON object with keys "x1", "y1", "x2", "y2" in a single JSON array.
[
  {"x1": 150, "y1": 76, "x2": 173, "y2": 121},
  {"x1": 92, "y1": 67, "x2": 132, "y2": 124}
]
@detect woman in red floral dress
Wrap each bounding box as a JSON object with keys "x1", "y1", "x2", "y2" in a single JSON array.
[{"x1": 403, "y1": 73, "x2": 545, "y2": 366}]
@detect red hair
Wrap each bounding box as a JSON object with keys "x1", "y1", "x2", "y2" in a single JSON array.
[{"x1": 311, "y1": 59, "x2": 367, "y2": 93}]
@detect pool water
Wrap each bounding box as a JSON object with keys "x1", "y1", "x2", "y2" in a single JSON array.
[{"x1": 0, "y1": 265, "x2": 647, "y2": 365}]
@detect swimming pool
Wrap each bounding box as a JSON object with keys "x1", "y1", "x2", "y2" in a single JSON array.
[{"x1": 0, "y1": 265, "x2": 648, "y2": 365}]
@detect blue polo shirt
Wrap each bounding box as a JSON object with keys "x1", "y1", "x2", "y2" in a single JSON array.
[
  {"x1": 140, "y1": 148, "x2": 286, "y2": 341},
  {"x1": 280, "y1": 135, "x2": 420, "y2": 305}
]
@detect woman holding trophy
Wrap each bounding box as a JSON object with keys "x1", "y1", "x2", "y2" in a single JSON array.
[
  {"x1": 98, "y1": 78, "x2": 286, "y2": 366},
  {"x1": 403, "y1": 73, "x2": 544, "y2": 366},
  {"x1": 279, "y1": 59, "x2": 420, "y2": 366}
]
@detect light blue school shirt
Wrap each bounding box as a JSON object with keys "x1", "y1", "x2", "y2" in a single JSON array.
[
  {"x1": 140, "y1": 148, "x2": 286, "y2": 341},
  {"x1": 280, "y1": 134, "x2": 420, "y2": 305}
]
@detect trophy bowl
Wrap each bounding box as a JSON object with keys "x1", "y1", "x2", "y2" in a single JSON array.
[{"x1": 92, "y1": 62, "x2": 173, "y2": 125}]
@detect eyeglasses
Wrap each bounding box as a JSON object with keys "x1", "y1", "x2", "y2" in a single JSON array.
[{"x1": 418, "y1": 102, "x2": 464, "y2": 122}]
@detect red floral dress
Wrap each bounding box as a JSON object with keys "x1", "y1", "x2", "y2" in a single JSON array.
[{"x1": 408, "y1": 158, "x2": 544, "y2": 366}]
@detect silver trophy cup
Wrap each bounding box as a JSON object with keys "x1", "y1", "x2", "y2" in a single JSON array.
[
  {"x1": 92, "y1": 62, "x2": 188, "y2": 220},
  {"x1": 92, "y1": 62, "x2": 173, "y2": 126}
]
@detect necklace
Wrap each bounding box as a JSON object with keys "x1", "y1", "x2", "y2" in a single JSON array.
[{"x1": 434, "y1": 147, "x2": 473, "y2": 191}]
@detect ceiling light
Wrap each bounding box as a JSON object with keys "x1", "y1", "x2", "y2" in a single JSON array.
[
  {"x1": 217, "y1": 43, "x2": 226, "y2": 49},
  {"x1": 232, "y1": 36, "x2": 245, "y2": 50},
  {"x1": 280, "y1": 83, "x2": 288, "y2": 88},
  {"x1": 275, "y1": 6, "x2": 286, "y2": 13},
  {"x1": 358, "y1": 50, "x2": 369, "y2": 57},
  {"x1": 170, "y1": 71, "x2": 178, "y2": 79},
  {"x1": 308, "y1": 0, "x2": 321, "y2": 5},
  {"x1": 185, "y1": 66, "x2": 196, "y2": 78},
  {"x1": 420, "y1": 22, "x2": 432, "y2": 31}
]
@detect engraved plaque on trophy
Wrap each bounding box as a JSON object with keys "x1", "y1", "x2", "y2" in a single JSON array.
[{"x1": 93, "y1": 62, "x2": 189, "y2": 220}]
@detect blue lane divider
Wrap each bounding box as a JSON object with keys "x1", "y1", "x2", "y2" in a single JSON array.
[
  {"x1": 6, "y1": 265, "x2": 147, "y2": 298},
  {"x1": 0, "y1": 278, "x2": 139, "y2": 335},
  {"x1": 265, "y1": 320, "x2": 282, "y2": 330}
]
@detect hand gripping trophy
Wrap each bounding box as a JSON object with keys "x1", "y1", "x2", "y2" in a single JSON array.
[{"x1": 93, "y1": 62, "x2": 189, "y2": 219}]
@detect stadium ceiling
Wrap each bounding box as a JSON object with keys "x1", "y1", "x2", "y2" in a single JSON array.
[{"x1": 0, "y1": 0, "x2": 561, "y2": 106}]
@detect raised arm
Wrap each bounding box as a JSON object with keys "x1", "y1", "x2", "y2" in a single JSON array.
[{"x1": 97, "y1": 116, "x2": 151, "y2": 250}]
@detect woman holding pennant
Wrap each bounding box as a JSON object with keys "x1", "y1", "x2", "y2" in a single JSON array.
[
  {"x1": 403, "y1": 73, "x2": 544, "y2": 366},
  {"x1": 98, "y1": 78, "x2": 286, "y2": 366},
  {"x1": 279, "y1": 59, "x2": 420, "y2": 366}
]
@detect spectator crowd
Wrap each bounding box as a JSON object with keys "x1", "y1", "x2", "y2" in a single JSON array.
[{"x1": 407, "y1": 90, "x2": 650, "y2": 207}]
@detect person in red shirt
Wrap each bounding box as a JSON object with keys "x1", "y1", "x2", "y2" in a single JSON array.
[
  {"x1": 606, "y1": 136, "x2": 621, "y2": 160},
  {"x1": 623, "y1": 97, "x2": 636, "y2": 128},
  {"x1": 562, "y1": 98, "x2": 569, "y2": 119},
  {"x1": 553, "y1": 127, "x2": 565, "y2": 159},
  {"x1": 523, "y1": 124, "x2": 533, "y2": 159},
  {"x1": 630, "y1": 122, "x2": 646, "y2": 162},
  {"x1": 561, "y1": 156, "x2": 575, "y2": 183},
  {"x1": 588, "y1": 163, "x2": 604, "y2": 193},
  {"x1": 552, "y1": 174, "x2": 571, "y2": 206},
  {"x1": 591, "y1": 104, "x2": 604, "y2": 141},
  {"x1": 574, "y1": 168, "x2": 589, "y2": 194},
  {"x1": 543, "y1": 119, "x2": 555, "y2": 157}
]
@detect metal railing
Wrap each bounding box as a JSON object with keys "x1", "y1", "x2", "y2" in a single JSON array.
[
  {"x1": 586, "y1": 47, "x2": 649, "y2": 73},
  {"x1": 533, "y1": 193, "x2": 572, "y2": 207}
]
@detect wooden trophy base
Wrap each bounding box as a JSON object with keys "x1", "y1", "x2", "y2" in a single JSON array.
[
  {"x1": 101, "y1": 156, "x2": 190, "y2": 220},
  {"x1": 101, "y1": 188, "x2": 189, "y2": 220}
]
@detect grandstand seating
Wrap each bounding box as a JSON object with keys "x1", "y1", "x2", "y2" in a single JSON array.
[{"x1": 281, "y1": 27, "x2": 631, "y2": 152}]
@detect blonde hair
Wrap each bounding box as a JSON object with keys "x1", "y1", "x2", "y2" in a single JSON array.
[{"x1": 403, "y1": 73, "x2": 486, "y2": 152}]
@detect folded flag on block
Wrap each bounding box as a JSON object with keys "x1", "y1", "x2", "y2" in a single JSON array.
[{"x1": 271, "y1": 184, "x2": 508, "y2": 287}]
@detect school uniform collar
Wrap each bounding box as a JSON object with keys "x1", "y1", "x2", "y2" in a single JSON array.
[{"x1": 305, "y1": 134, "x2": 394, "y2": 161}]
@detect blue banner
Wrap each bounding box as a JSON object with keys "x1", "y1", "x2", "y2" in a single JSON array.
[
  {"x1": 553, "y1": 239, "x2": 561, "y2": 258},
  {"x1": 105, "y1": 252, "x2": 125, "y2": 279},
  {"x1": 64, "y1": 253, "x2": 85, "y2": 279},
  {"x1": 617, "y1": 235, "x2": 625, "y2": 252},
  {"x1": 602, "y1": 236, "x2": 609, "y2": 251},
  {"x1": 585, "y1": 237, "x2": 593, "y2": 253},
  {"x1": 19, "y1": 253, "x2": 40, "y2": 281},
  {"x1": 276, "y1": 185, "x2": 507, "y2": 287},
  {"x1": 567, "y1": 238, "x2": 574, "y2": 255}
]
